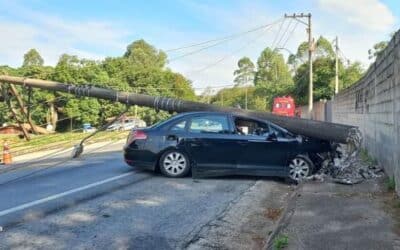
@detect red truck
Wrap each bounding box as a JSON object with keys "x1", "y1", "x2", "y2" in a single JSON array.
[{"x1": 272, "y1": 96, "x2": 301, "y2": 117}]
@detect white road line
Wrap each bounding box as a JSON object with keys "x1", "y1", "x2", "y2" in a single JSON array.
[{"x1": 0, "y1": 172, "x2": 134, "y2": 217}]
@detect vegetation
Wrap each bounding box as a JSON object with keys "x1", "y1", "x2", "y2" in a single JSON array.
[
  {"x1": 386, "y1": 176, "x2": 396, "y2": 191},
  {"x1": 0, "y1": 39, "x2": 196, "y2": 131},
  {"x1": 274, "y1": 234, "x2": 289, "y2": 250},
  {"x1": 210, "y1": 36, "x2": 364, "y2": 110},
  {"x1": 0, "y1": 131, "x2": 128, "y2": 156},
  {"x1": 0, "y1": 35, "x2": 370, "y2": 131}
]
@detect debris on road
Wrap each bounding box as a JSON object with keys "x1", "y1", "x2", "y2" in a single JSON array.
[
  {"x1": 305, "y1": 130, "x2": 384, "y2": 185},
  {"x1": 305, "y1": 143, "x2": 384, "y2": 185}
]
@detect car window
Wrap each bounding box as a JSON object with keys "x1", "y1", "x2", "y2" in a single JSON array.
[
  {"x1": 170, "y1": 120, "x2": 186, "y2": 132},
  {"x1": 270, "y1": 124, "x2": 293, "y2": 138},
  {"x1": 234, "y1": 117, "x2": 269, "y2": 136},
  {"x1": 189, "y1": 115, "x2": 230, "y2": 134}
]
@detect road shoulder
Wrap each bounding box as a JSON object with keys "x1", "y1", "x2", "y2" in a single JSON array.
[
  {"x1": 186, "y1": 179, "x2": 292, "y2": 249},
  {"x1": 268, "y1": 178, "x2": 400, "y2": 250}
]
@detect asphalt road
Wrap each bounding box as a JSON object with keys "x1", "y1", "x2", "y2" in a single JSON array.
[{"x1": 0, "y1": 142, "x2": 291, "y2": 249}]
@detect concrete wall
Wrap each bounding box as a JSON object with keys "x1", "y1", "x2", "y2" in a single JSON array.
[
  {"x1": 298, "y1": 100, "x2": 332, "y2": 122},
  {"x1": 332, "y1": 30, "x2": 400, "y2": 194}
]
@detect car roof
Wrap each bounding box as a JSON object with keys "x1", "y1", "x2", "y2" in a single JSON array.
[
  {"x1": 173, "y1": 111, "x2": 290, "y2": 132},
  {"x1": 176, "y1": 111, "x2": 263, "y2": 121}
]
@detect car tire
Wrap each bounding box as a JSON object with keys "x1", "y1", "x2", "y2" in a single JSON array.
[
  {"x1": 288, "y1": 155, "x2": 314, "y2": 181},
  {"x1": 159, "y1": 150, "x2": 190, "y2": 178}
]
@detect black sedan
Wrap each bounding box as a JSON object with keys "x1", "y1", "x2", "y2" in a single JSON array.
[{"x1": 123, "y1": 111, "x2": 331, "y2": 181}]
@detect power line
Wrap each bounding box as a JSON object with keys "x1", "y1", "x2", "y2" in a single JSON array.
[
  {"x1": 168, "y1": 18, "x2": 284, "y2": 62},
  {"x1": 338, "y1": 48, "x2": 351, "y2": 65},
  {"x1": 271, "y1": 18, "x2": 286, "y2": 49},
  {"x1": 191, "y1": 24, "x2": 276, "y2": 74},
  {"x1": 275, "y1": 18, "x2": 293, "y2": 49},
  {"x1": 0, "y1": 94, "x2": 69, "y2": 115},
  {"x1": 280, "y1": 21, "x2": 299, "y2": 50},
  {"x1": 165, "y1": 18, "x2": 284, "y2": 52}
]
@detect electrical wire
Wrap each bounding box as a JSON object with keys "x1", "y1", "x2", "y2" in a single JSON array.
[
  {"x1": 168, "y1": 18, "x2": 284, "y2": 62},
  {"x1": 271, "y1": 18, "x2": 286, "y2": 49},
  {"x1": 165, "y1": 18, "x2": 284, "y2": 52},
  {"x1": 280, "y1": 21, "x2": 299, "y2": 50},
  {"x1": 192, "y1": 25, "x2": 275, "y2": 74},
  {"x1": 275, "y1": 18, "x2": 293, "y2": 49}
]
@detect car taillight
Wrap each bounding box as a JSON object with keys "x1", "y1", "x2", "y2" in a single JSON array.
[{"x1": 127, "y1": 130, "x2": 147, "y2": 144}]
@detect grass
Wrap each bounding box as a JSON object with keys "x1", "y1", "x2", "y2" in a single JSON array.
[
  {"x1": 274, "y1": 234, "x2": 289, "y2": 250},
  {"x1": 0, "y1": 131, "x2": 129, "y2": 156},
  {"x1": 386, "y1": 176, "x2": 396, "y2": 191}
]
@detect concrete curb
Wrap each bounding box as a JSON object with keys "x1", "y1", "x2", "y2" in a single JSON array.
[{"x1": 264, "y1": 183, "x2": 302, "y2": 250}]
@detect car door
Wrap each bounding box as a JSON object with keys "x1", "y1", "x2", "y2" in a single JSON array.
[
  {"x1": 237, "y1": 120, "x2": 297, "y2": 176},
  {"x1": 161, "y1": 118, "x2": 188, "y2": 151},
  {"x1": 184, "y1": 114, "x2": 245, "y2": 177}
]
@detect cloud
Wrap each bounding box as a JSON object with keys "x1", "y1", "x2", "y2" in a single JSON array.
[
  {"x1": 0, "y1": 0, "x2": 397, "y2": 90},
  {"x1": 317, "y1": 0, "x2": 395, "y2": 31},
  {"x1": 0, "y1": 2, "x2": 130, "y2": 66}
]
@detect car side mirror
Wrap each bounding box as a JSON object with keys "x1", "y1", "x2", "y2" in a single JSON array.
[{"x1": 266, "y1": 132, "x2": 277, "y2": 141}]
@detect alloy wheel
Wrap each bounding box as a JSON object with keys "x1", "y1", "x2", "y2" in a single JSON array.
[
  {"x1": 162, "y1": 152, "x2": 187, "y2": 176},
  {"x1": 289, "y1": 157, "x2": 310, "y2": 181}
]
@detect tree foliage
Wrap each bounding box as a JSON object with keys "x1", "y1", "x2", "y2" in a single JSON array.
[
  {"x1": 23, "y1": 49, "x2": 44, "y2": 67},
  {"x1": 233, "y1": 57, "x2": 255, "y2": 86},
  {"x1": 221, "y1": 36, "x2": 365, "y2": 110},
  {"x1": 0, "y1": 40, "x2": 196, "y2": 130},
  {"x1": 292, "y1": 36, "x2": 364, "y2": 105},
  {"x1": 368, "y1": 41, "x2": 388, "y2": 60}
]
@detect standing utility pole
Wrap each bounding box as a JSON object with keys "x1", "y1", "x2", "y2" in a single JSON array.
[
  {"x1": 245, "y1": 87, "x2": 248, "y2": 110},
  {"x1": 284, "y1": 13, "x2": 313, "y2": 118},
  {"x1": 334, "y1": 36, "x2": 339, "y2": 94}
]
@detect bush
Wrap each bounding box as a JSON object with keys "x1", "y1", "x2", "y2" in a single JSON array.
[{"x1": 274, "y1": 234, "x2": 289, "y2": 250}]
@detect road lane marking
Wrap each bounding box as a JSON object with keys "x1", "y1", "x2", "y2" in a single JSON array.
[{"x1": 0, "y1": 172, "x2": 134, "y2": 218}]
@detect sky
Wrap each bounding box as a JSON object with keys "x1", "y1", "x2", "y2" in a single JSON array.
[{"x1": 0, "y1": 0, "x2": 399, "y2": 91}]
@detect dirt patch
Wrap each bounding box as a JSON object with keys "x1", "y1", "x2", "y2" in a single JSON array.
[
  {"x1": 382, "y1": 190, "x2": 400, "y2": 236},
  {"x1": 264, "y1": 207, "x2": 283, "y2": 221}
]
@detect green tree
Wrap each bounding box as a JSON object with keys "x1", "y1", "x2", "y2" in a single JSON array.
[
  {"x1": 124, "y1": 39, "x2": 167, "y2": 68},
  {"x1": 368, "y1": 41, "x2": 388, "y2": 60},
  {"x1": 255, "y1": 48, "x2": 292, "y2": 86},
  {"x1": 254, "y1": 47, "x2": 293, "y2": 109},
  {"x1": 292, "y1": 37, "x2": 364, "y2": 105},
  {"x1": 211, "y1": 86, "x2": 266, "y2": 111},
  {"x1": 234, "y1": 57, "x2": 255, "y2": 86},
  {"x1": 340, "y1": 61, "x2": 364, "y2": 89},
  {"x1": 1, "y1": 40, "x2": 196, "y2": 129},
  {"x1": 23, "y1": 49, "x2": 44, "y2": 67}
]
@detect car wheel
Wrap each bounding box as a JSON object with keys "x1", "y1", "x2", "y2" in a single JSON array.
[
  {"x1": 159, "y1": 150, "x2": 190, "y2": 178},
  {"x1": 288, "y1": 155, "x2": 314, "y2": 181}
]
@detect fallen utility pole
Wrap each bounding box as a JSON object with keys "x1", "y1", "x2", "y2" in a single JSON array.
[{"x1": 0, "y1": 75, "x2": 358, "y2": 144}]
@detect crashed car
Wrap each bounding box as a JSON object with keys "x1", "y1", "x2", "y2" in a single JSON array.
[{"x1": 123, "y1": 111, "x2": 332, "y2": 181}]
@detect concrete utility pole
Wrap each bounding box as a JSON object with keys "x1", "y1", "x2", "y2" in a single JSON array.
[
  {"x1": 284, "y1": 13, "x2": 313, "y2": 118},
  {"x1": 245, "y1": 87, "x2": 248, "y2": 110},
  {"x1": 0, "y1": 75, "x2": 357, "y2": 143},
  {"x1": 334, "y1": 36, "x2": 339, "y2": 94}
]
